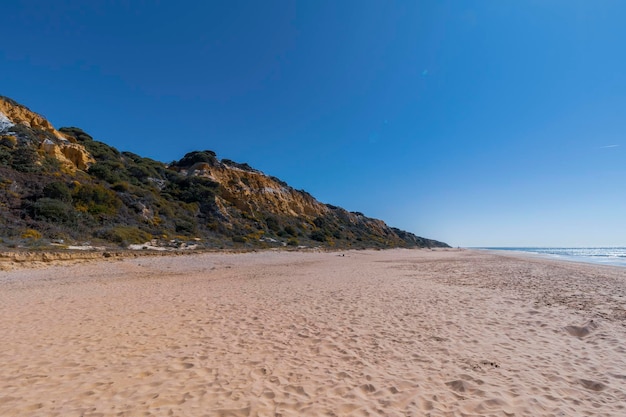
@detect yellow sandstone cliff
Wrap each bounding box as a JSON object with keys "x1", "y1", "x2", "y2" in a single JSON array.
[
  {"x1": 184, "y1": 161, "x2": 329, "y2": 220},
  {"x1": 0, "y1": 97, "x2": 94, "y2": 171}
]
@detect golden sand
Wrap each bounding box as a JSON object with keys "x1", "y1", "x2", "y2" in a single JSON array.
[{"x1": 0, "y1": 249, "x2": 625, "y2": 416}]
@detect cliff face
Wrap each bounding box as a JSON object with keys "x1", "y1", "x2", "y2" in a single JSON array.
[
  {"x1": 0, "y1": 96, "x2": 449, "y2": 250},
  {"x1": 0, "y1": 97, "x2": 66, "y2": 139},
  {"x1": 183, "y1": 161, "x2": 329, "y2": 219},
  {"x1": 0, "y1": 97, "x2": 94, "y2": 171}
]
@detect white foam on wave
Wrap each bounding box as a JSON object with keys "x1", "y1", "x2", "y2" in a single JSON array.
[{"x1": 483, "y1": 247, "x2": 626, "y2": 267}]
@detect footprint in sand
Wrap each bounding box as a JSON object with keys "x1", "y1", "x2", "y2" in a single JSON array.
[
  {"x1": 579, "y1": 379, "x2": 607, "y2": 392},
  {"x1": 359, "y1": 383, "x2": 377, "y2": 394},
  {"x1": 564, "y1": 319, "x2": 598, "y2": 338},
  {"x1": 169, "y1": 362, "x2": 194, "y2": 371},
  {"x1": 445, "y1": 380, "x2": 472, "y2": 393}
]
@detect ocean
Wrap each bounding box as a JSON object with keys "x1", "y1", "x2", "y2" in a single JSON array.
[{"x1": 479, "y1": 247, "x2": 626, "y2": 267}]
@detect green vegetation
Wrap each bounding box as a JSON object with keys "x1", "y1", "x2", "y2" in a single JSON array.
[
  {"x1": 73, "y1": 183, "x2": 121, "y2": 216},
  {"x1": 99, "y1": 226, "x2": 152, "y2": 246},
  {"x1": 32, "y1": 198, "x2": 76, "y2": 224},
  {"x1": 9, "y1": 124, "x2": 39, "y2": 143},
  {"x1": 59, "y1": 127, "x2": 94, "y2": 142},
  {"x1": 43, "y1": 182, "x2": 72, "y2": 201},
  {"x1": 309, "y1": 230, "x2": 327, "y2": 242},
  {"x1": 0, "y1": 135, "x2": 17, "y2": 148},
  {"x1": 284, "y1": 225, "x2": 298, "y2": 236},
  {"x1": 173, "y1": 150, "x2": 218, "y2": 167},
  {"x1": 88, "y1": 161, "x2": 124, "y2": 183},
  {"x1": 0, "y1": 100, "x2": 449, "y2": 250},
  {"x1": 10, "y1": 145, "x2": 40, "y2": 173},
  {"x1": 21, "y1": 228, "x2": 42, "y2": 240},
  {"x1": 232, "y1": 236, "x2": 248, "y2": 243}
]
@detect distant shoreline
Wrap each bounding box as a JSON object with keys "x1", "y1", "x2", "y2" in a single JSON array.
[{"x1": 473, "y1": 246, "x2": 626, "y2": 268}]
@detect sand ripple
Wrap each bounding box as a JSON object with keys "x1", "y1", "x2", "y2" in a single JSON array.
[{"x1": 1, "y1": 249, "x2": 625, "y2": 416}]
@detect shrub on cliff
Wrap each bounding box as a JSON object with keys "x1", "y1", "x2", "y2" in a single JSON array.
[
  {"x1": 310, "y1": 230, "x2": 328, "y2": 242},
  {"x1": 163, "y1": 176, "x2": 218, "y2": 215},
  {"x1": 32, "y1": 198, "x2": 76, "y2": 224},
  {"x1": 8, "y1": 124, "x2": 39, "y2": 143},
  {"x1": 174, "y1": 218, "x2": 197, "y2": 235},
  {"x1": 284, "y1": 225, "x2": 298, "y2": 236},
  {"x1": 98, "y1": 226, "x2": 152, "y2": 246},
  {"x1": 43, "y1": 182, "x2": 72, "y2": 202},
  {"x1": 59, "y1": 127, "x2": 93, "y2": 142},
  {"x1": 21, "y1": 228, "x2": 42, "y2": 239},
  {"x1": 80, "y1": 139, "x2": 120, "y2": 161},
  {"x1": 88, "y1": 161, "x2": 124, "y2": 183},
  {"x1": 174, "y1": 150, "x2": 218, "y2": 167},
  {"x1": 122, "y1": 152, "x2": 166, "y2": 182},
  {"x1": 265, "y1": 216, "x2": 280, "y2": 232},
  {"x1": 0, "y1": 135, "x2": 17, "y2": 148},
  {"x1": 10, "y1": 145, "x2": 39, "y2": 173},
  {"x1": 0, "y1": 147, "x2": 12, "y2": 165},
  {"x1": 72, "y1": 183, "x2": 121, "y2": 216}
]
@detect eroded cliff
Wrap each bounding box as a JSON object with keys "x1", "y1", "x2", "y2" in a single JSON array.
[
  {"x1": 0, "y1": 96, "x2": 94, "y2": 171},
  {"x1": 0, "y1": 96, "x2": 448, "y2": 250}
]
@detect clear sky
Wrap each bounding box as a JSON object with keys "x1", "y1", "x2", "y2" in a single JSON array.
[{"x1": 2, "y1": 1, "x2": 625, "y2": 247}]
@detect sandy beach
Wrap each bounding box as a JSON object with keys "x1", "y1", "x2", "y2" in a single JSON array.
[{"x1": 0, "y1": 249, "x2": 625, "y2": 416}]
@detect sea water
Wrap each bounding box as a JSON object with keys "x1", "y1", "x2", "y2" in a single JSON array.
[{"x1": 479, "y1": 247, "x2": 626, "y2": 267}]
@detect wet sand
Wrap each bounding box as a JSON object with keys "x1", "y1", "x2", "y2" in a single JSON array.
[{"x1": 0, "y1": 249, "x2": 625, "y2": 416}]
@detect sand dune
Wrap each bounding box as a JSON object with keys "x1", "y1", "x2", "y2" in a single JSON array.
[{"x1": 0, "y1": 249, "x2": 625, "y2": 416}]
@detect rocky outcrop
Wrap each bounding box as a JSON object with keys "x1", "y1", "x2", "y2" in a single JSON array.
[
  {"x1": 40, "y1": 139, "x2": 95, "y2": 171},
  {"x1": 176, "y1": 160, "x2": 329, "y2": 219},
  {"x1": 213, "y1": 168, "x2": 326, "y2": 218},
  {"x1": 0, "y1": 97, "x2": 69, "y2": 141},
  {"x1": 0, "y1": 110, "x2": 14, "y2": 132},
  {"x1": 60, "y1": 143, "x2": 94, "y2": 170},
  {"x1": 1, "y1": 96, "x2": 94, "y2": 171}
]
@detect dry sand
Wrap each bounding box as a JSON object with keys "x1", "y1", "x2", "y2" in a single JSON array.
[{"x1": 0, "y1": 249, "x2": 625, "y2": 416}]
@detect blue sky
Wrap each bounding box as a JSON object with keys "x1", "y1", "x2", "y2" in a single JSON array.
[{"x1": 2, "y1": 1, "x2": 625, "y2": 247}]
